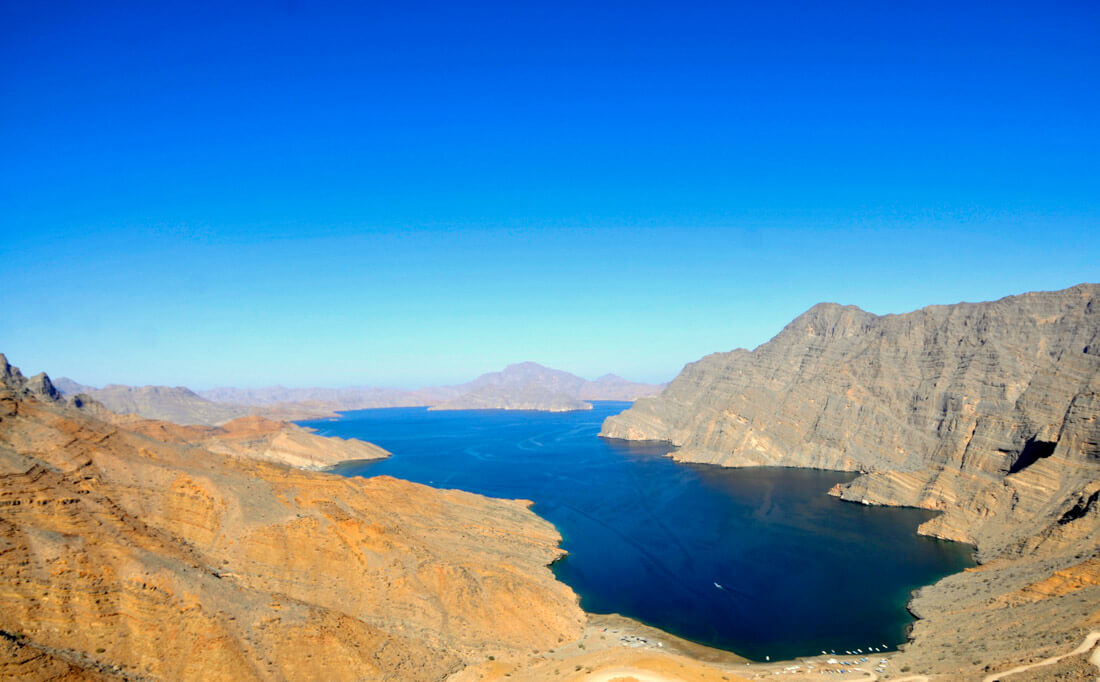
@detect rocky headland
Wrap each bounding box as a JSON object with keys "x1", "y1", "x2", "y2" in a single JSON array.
[
  {"x1": 0, "y1": 354, "x2": 588, "y2": 680},
  {"x1": 110, "y1": 413, "x2": 390, "y2": 470},
  {"x1": 602, "y1": 283, "x2": 1100, "y2": 679}
]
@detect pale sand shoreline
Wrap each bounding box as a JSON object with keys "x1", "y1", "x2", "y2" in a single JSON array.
[{"x1": 447, "y1": 612, "x2": 906, "y2": 682}]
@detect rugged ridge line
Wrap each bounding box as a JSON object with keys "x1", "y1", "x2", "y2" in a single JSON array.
[
  {"x1": 0, "y1": 355, "x2": 585, "y2": 680},
  {"x1": 58, "y1": 362, "x2": 664, "y2": 423},
  {"x1": 600, "y1": 284, "x2": 1100, "y2": 679}
]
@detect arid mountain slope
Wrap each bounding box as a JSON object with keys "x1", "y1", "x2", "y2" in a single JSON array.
[
  {"x1": 51, "y1": 377, "x2": 96, "y2": 396},
  {"x1": 578, "y1": 373, "x2": 668, "y2": 401},
  {"x1": 112, "y1": 413, "x2": 390, "y2": 469},
  {"x1": 70, "y1": 383, "x2": 255, "y2": 425},
  {"x1": 602, "y1": 284, "x2": 1100, "y2": 678},
  {"x1": 197, "y1": 385, "x2": 460, "y2": 410},
  {"x1": 0, "y1": 355, "x2": 585, "y2": 680}
]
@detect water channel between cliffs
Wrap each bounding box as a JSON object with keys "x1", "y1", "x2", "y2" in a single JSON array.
[{"x1": 304, "y1": 401, "x2": 974, "y2": 662}]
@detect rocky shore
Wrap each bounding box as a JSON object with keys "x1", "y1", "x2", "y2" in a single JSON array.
[{"x1": 602, "y1": 284, "x2": 1100, "y2": 679}]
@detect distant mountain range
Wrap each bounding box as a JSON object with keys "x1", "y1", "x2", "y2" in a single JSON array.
[
  {"x1": 63, "y1": 383, "x2": 256, "y2": 426},
  {"x1": 54, "y1": 362, "x2": 666, "y2": 425},
  {"x1": 426, "y1": 362, "x2": 665, "y2": 411}
]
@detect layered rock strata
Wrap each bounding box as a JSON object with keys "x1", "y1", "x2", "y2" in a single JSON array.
[
  {"x1": 0, "y1": 355, "x2": 585, "y2": 680},
  {"x1": 111, "y1": 413, "x2": 390, "y2": 469},
  {"x1": 601, "y1": 284, "x2": 1100, "y2": 678}
]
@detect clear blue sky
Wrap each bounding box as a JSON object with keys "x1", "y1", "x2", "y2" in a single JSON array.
[{"x1": 2, "y1": 1, "x2": 1097, "y2": 389}]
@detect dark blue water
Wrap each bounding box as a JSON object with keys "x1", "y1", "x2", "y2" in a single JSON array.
[{"x1": 302, "y1": 402, "x2": 974, "y2": 661}]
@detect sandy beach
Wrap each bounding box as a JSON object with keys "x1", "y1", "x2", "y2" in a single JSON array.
[{"x1": 446, "y1": 612, "x2": 909, "y2": 682}]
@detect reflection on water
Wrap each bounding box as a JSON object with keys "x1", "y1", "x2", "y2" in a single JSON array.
[{"x1": 307, "y1": 402, "x2": 974, "y2": 661}]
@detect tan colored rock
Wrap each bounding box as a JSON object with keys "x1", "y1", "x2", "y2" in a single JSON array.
[
  {"x1": 0, "y1": 358, "x2": 585, "y2": 680},
  {"x1": 115, "y1": 413, "x2": 389, "y2": 469}
]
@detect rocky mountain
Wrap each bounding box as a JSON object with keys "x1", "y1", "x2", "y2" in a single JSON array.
[
  {"x1": 54, "y1": 363, "x2": 665, "y2": 420},
  {"x1": 197, "y1": 384, "x2": 459, "y2": 409},
  {"x1": 51, "y1": 381, "x2": 346, "y2": 426},
  {"x1": 431, "y1": 362, "x2": 661, "y2": 411},
  {"x1": 0, "y1": 354, "x2": 585, "y2": 679},
  {"x1": 579, "y1": 373, "x2": 668, "y2": 401},
  {"x1": 430, "y1": 362, "x2": 592, "y2": 411},
  {"x1": 52, "y1": 376, "x2": 97, "y2": 395},
  {"x1": 76, "y1": 383, "x2": 256, "y2": 425},
  {"x1": 602, "y1": 283, "x2": 1100, "y2": 678}
]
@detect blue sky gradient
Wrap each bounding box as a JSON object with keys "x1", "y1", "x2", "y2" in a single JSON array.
[{"x1": 2, "y1": 1, "x2": 1098, "y2": 388}]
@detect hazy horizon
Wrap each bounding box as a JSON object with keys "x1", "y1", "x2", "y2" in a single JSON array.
[
  {"x1": 46, "y1": 359, "x2": 672, "y2": 394},
  {"x1": 4, "y1": 1, "x2": 1098, "y2": 388},
  {"x1": 18, "y1": 283, "x2": 1097, "y2": 391}
]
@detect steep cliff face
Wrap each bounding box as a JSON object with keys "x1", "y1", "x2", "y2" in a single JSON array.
[
  {"x1": 601, "y1": 284, "x2": 1100, "y2": 678},
  {"x1": 0, "y1": 358, "x2": 585, "y2": 680},
  {"x1": 603, "y1": 285, "x2": 1099, "y2": 547}
]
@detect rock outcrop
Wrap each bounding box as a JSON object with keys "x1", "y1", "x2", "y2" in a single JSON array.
[
  {"x1": 601, "y1": 284, "x2": 1100, "y2": 679},
  {"x1": 113, "y1": 414, "x2": 391, "y2": 469},
  {"x1": 0, "y1": 356, "x2": 585, "y2": 680}
]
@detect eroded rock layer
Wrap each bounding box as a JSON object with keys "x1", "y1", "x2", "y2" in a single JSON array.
[
  {"x1": 111, "y1": 413, "x2": 390, "y2": 469},
  {"x1": 601, "y1": 284, "x2": 1100, "y2": 678},
  {"x1": 0, "y1": 355, "x2": 584, "y2": 680}
]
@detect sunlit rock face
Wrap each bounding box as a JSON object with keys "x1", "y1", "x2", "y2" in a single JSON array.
[
  {"x1": 0, "y1": 355, "x2": 584, "y2": 681},
  {"x1": 602, "y1": 284, "x2": 1100, "y2": 678}
]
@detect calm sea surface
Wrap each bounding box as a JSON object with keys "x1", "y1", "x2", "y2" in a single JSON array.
[{"x1": 302, "y1": 401, "x2": 974, "y2": 661}]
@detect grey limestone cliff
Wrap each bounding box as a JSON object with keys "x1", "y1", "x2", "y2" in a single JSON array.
[{"x1": 601, "y1": 284, "x2": 1100, "y2": 678}]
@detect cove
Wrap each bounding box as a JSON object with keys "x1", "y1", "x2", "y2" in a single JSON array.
[{"x1": 302, "y1": 401, "x2": 974, "y2": 662}]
